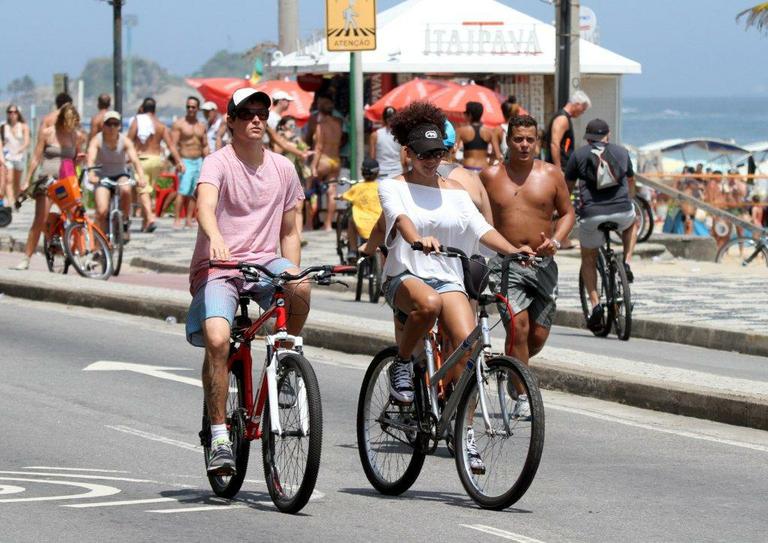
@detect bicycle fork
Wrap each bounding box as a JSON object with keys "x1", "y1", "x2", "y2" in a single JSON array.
[{"x1": 264, "y1": 332, "x2": 308, "y2": 438}]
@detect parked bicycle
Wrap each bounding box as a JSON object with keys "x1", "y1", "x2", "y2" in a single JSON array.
[
  {"x1": 579, "y1": 221, "x2": 632, "y2": 340},
  {"x1": 15, "y1": 167, "x2": 112, "y2": 279},
  {"x1": 715, "y1": 231, "x2": 768, "y2": 267},
  {"x1": 201, "y1": 260, "x2": 355, "y2": 514},
  {"x1": 357, "y1": 245, "x2": 545, "y2": 510}
]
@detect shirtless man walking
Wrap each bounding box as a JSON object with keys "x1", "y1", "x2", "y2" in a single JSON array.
[
  {"x1": 127, "y1": 97, "x2": 184, "y2": 231},
  {"x1": 310, "y1": 93, "x2": 343, "y2": 231},
  {"x1": 482, "y1": 115, "x2": 575, "y2": 373},
  {"x1": 172, "y1": 96, "x2": 209, "y2": 228},
  {"x1": 88, "y1": 93, "x2": 111, "y2": 143}
]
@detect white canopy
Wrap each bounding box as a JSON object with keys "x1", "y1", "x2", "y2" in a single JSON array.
[{"x1": 272, "y1": 0, "x2": 641, "y2": 75}]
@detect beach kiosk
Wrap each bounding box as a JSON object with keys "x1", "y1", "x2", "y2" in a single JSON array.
[{"x1": 272, "y1": 0, "x2": 641, "y2": 142}]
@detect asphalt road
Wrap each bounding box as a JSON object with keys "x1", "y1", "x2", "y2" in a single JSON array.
[{"x1": 1, "y1": 296, "x2": 767, "y2": 542}]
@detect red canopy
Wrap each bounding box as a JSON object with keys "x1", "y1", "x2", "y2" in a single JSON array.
[
  {"x1": 429, "y1": 83, "x2": 504, "y2": 127},
  {"x1": 365, "y1": 78, "x2": 458, "y2": 123},
  {"x1": 186, "y1": 78, "x2": 314, "y2": 125}
]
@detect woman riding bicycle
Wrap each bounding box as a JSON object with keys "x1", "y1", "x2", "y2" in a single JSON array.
[
  {"x1": 379, "y1": 102, "x2": 524, "y2": 405},
  {"x1": 12, "y1": 103, "x2": 84, "y2": 270}
]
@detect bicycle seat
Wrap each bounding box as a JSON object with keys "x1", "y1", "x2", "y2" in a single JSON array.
[{"x1": 598, "y1": 221, "x2": 620, "y2": 233}]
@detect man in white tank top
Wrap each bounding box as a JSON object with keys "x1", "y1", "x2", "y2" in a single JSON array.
[{"x1": 369, "y1": 106, "x2": 403, "y2": 179}]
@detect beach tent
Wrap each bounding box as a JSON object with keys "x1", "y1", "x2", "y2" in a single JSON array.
[{"x1": 637, "y1": 138, "x2": 749, "y2": 173}]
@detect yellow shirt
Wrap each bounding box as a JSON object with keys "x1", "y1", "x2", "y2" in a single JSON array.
[{"x1": 341, "y1": 180, "x2": 381, "y2": 239}]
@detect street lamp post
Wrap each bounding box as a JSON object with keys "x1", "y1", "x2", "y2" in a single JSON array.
[{"x1": 106, "y1": 0, "x2": 124, "y2": 114}]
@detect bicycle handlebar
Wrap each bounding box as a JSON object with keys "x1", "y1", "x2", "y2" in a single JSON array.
[
  {"x1": 209, "y1": 260, "x2": 356, "y2": 283},
  {"x1": 409, "y1": 241, "x2": 542, "y2": 263}
]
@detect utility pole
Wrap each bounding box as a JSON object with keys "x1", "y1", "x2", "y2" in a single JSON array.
[
  {"x1": 555, "y1": 0, "x2": 571, "y2": 109},
  {"x1": 110, "y1": 0, "x2": 124, "y2": 114},
  {"x1": 124, "y1": 14, "x2": 138, "y2": 107},
  {"x1": 278, "y1": 0, "x2": 299, "y2": 53}
]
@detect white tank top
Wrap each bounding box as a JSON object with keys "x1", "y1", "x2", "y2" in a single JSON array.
[
  {"x1": 2, "y1": 123, "x2": 25, "y2": 161},
  {"x1": 375, "y1": 127, "x2": 402, "y2": 178}
]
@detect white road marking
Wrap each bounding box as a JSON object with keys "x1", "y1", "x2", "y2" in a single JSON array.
[
  {"x1": 64, "y1": 497, "x2": 179, "y2": 508},
  {"x1": 146, "y1": 504, "x2": 251, "y2": 513},
  {"x1": 83, "y1": 361, "x2": 201, "y2": 387},
  {"x1": 0, "y1": 485, "x2": 25, "y2": 496},
  {"x1": 0, "y1": 470, "x2": 157, "y2": 484},
  {"x1": 106, "y1": 425, "x2": 201, "y2": 452},
  {"x1": 546, "y1": 402, "x2": 768, "y2": 453},
  {"x1": 24, "y1": 466, "x2": 130, "y2": 473},
  {"x1": 460, "y1": 524, "x2": 547, "y2": 542},
  {"x1": 0, "y1": 477, "x2": 121, "y2": 503}
]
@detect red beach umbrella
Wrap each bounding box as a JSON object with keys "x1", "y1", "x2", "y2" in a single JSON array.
[
  {"x1": 365, "y1": 78, "x2": 459, "y2": 122},
  {"x1": 430, "y1": 83, "x2": 504, "y2": 127}
]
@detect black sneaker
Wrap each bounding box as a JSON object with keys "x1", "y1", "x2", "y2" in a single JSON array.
[
  {"x1": 388, "y1": 357, "x2": 414, "y2": 403},
  {"x1": 623, "y1": 262, "x2": 634, "y2": 283},
  {"x1": 207, "y1": 437, "x2": 236, "y2": 476},
  {"x1": 587, "y1": 304, "x2": 605, "y2": 332}
]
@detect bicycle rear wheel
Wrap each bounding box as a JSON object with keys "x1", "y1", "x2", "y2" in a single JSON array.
[
  {"x1": 454, "y1": 356, "x2": 544, "y2": 510},
  {"x1": 261, "y1": 352, "x2": 322, "y2": 514},
  {"x1": 612, "y1": 255, "x2": 632, "y2": 341},
  {"x1": 716, "y1": 237, "x2": 768, "y2": 267},
  {"x1": 110, "y1": 210, "x2": 124, "y2": 276},
  {"x1": 202, "y1": 358, "x2": 250, "y2": 498},
  {"x1": 357, "y1": 347, "x2": 425, "y2": 495},
  {"x1": 335, "y1": 209, "x2": 350, "y2": 264},
  {"x1": 636, "y1": 196, "x2": 654, "y2": 243},
  {"x1": 44, "y1": 234, "x2": 68, "y2": 274},
  {"x1": 63, "y1": 222, "x2": 113, "y2": 280},
  {"x1": 579, "y1": 250, "x2": 611, "y2": 337},
  {"x1": 368, "y1": 253, "x2": 381, "y2": 303},
  {"x1": 355, "y1": 257, "x2": 368, "y2": 301}
]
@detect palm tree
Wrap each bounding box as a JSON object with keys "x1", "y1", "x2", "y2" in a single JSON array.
[{"x1": 737, "y1": 2, "x2": 768, "y2": 33}]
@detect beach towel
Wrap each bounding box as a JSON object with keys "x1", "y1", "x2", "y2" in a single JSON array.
[{"x1": 136, "y1": 113, "x2": 155, "y2": 144}]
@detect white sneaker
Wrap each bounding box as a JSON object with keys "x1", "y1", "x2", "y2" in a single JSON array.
[
  {"x1": 512, "y1": 394, "x2": 532, "y2": 421},
  {"x1": 11, "y1": 256, "x2": 30, "y2": 270},
  {"x1": 466, "y1": 428, "x2": 485, "y2": 474}
]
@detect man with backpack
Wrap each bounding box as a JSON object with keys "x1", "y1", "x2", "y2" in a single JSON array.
[{"x1": 565, "y1": 119, "x2": 637, "y2": 331}]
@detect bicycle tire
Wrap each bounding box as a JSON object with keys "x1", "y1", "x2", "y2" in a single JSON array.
[
  {"x1": 612, "y1": 254, "x2": 632, "y2": 341},
  {"x1": 636, "y1": 195, "x2": 654, "y2": 243},
  {"x1": 715, "y1": 237, "x2": 768, "y2": 267},
  {"x1": 63, "y1": 222, "x2": 113, "y2": 280},
  {"x1": 262, "y1": 351, "x2": 323, "y2": 514},
  {"x1": 355, "y1": 257, "x2": 367, "y2": 302},
  {"x1": 110, "y1": 210, "x2": 124, "y2": 276},
  {"x1": 202, "y1": 358, "x2": 250, "y2": 498},
  {"x1": 454, "y1": 356, "x2": 544, "y2": 510},
  {"x1": 335, "y1": 209, "x2": 350, "y2": 264},
  {"x1": 579, "y1": 250, "x2": 611, "y2": 337},
  {"x1": 357, "y1": 346, "x2": 426, "y2": 495},
  {"x1": 368, "y1": 253, "x2": 381, "y2": 304},
  {"x1": 44, "y1": 234, "x2": 68, "y2": 274}
]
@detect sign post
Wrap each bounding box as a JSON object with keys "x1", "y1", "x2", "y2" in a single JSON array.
[{"x1": 326, "y1": 0, "x2": 376, "y2": 179}]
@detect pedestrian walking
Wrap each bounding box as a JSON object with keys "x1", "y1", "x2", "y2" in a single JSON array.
[
  {"x1": 1, "y1": 104, "x2": 31, "y2": 206},
  {"x1": 543, "y1": 90, "x2": 591, "y2": 172}
]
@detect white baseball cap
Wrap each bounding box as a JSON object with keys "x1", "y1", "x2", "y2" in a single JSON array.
[
  {"x1": 226, "y1": 88, "x2": 271, "y2": 116},
  {"x1": 271, "y1": 90, "x2": 294, "y2": 102},
  {"x1": 103, "y1": 110, "x2": 121, "y2": 122},
  {"x1": 200, "y1": 101, "x2": 218, "y2": 112}
]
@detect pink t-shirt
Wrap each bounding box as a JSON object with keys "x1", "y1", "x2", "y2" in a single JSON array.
[{"x1": 188, "y1": 145, "x2": 304, "y2": 294}]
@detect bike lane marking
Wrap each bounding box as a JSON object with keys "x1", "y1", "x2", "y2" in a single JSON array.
[
  {"x1": 460, "y1": 524, "x2": 548, "y2": 543},
  {"x1": 0, "y1": 485, "x2": 26, "y2": 495},
  {"x1": 146, "y1": 504, "x2": 251, "y2": 514},
  {"x1": 64, "y1": 497, "x2": 179, "y2": 508},
  {"x1": 25, "y1": 467, "x2": 131, "y2": 473},
  {"x1": 106, "y1": 425, "x2": 202, "y2": 452},
  {"x1": 84, "y1": 361, "x2": 201, "y2": 387},
  {"x1": 0, "y1": 477, "x2": 121, "y2": 503}
]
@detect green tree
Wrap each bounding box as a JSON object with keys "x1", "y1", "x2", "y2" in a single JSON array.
[
  {"x1": 193, "y1": 50, "x2": 251, "y2": 78},
  {"x1": 737, "y1": 2, "x2": 768, "y2": 33},
  {"x1": 6, "y1": 75, "x2": 36, "y2": 99},
  {"x1": 79, "y1": 56, "x2": 180, "y2": 99}
]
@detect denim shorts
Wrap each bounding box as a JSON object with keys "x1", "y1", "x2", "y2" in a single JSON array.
[
  {"x1": 185, "y1": 257, "x2": 295, "y2": 347},
  {"x1": 382, "y1": 271, "x2": 465, "y2": 309}
]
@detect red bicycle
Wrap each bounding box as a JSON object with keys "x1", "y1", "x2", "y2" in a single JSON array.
[{"x1": 200, "y1": 260, "x2": 354, "y2": 514}]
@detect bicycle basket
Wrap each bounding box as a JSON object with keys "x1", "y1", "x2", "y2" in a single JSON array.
[{"x1": 47, "y1": 175, "x2": 82, "y2": 211}]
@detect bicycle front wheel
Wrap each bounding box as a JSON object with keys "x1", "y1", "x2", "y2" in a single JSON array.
[
  {"x1": 110, "y1": 210, "x2": 124, "y2": 276},
  {"x1": 44, "y1": 234, "x2": 68, "y2": 274},
  {"x1": 612, "y1": 256, "x2": 632, "y2": 341},
  {"x1": 357, "y1": 347, "x2": 425, "y2": 495},
  {"x1": 368, "y1": 253, "x2": 381, "y2": 304},
  {"x1": 454, "y1": 356, "x2": 545, "y2": 510},
  {"x1": 261, "y1": 352, "x2": 323, "y2": 514},
  {"x1": 355, "y1": 257, "x2": 368, "y2": 302},
  {"x1": 202, "y1": 358, "x2": 250, "y2": 498},
  {"x1": 63, "y1": 222, "x2": 113, "y2": 280},
  {"x1": 636, "y1": 196, "x2": 654, "y2": 243},
  {"x1": 716, "y1": 237, "x2": 768, "y2": 267}
]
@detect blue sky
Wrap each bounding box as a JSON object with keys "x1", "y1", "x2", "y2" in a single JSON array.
[{"x1": 1, "y1": 0, "x2": 766, "y2": 97}]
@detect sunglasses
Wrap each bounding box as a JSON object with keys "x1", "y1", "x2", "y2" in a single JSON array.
[
  {"x1": 234, "y1": 108, "x2": 270, "y2": 121},
  {"x1": 415, "y1": 149, "x2": 447, "y2": 161},
  {"x1": 7, "y1": 109, "x2": 18, "y2": 114},
  {"x1": 186, "y1": 105, "x2": 199, "y2": 110},
  {"x1": 105, "y1": 121, "x2": 121, "y2": 127}
]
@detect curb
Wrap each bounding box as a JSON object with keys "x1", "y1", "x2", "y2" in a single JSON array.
[
  {"x1": 0, "y1": 273, "x2": 766, "y2": 432},
  {"x1": 129, "y1": 256, "x2": 189, "y2": 275}
]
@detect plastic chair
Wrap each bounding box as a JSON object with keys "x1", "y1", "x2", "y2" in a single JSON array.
[{"x1": 155, "y1": 172, "x2": 179, "y2": 217}]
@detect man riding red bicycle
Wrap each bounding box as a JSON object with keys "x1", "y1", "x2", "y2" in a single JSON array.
[{"x1": 186, "y1": 88, "x2": 309, "y2": 475}]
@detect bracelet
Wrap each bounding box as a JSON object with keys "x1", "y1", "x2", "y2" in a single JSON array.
[{"x1": 551, "y1": 238, "x2": 561, "y2": 250}]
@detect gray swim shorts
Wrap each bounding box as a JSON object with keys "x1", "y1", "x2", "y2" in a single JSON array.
[{"x1": 489, "y1": 256, "x2": 559, "y2": 329}]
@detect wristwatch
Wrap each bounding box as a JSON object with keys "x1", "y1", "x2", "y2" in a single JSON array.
[{"x1": 551, "y1": 238, "x2": 561, "y2": 251}]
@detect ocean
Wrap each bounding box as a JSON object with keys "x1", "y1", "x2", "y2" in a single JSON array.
[{"x1": 620, "y1": 96, "x2": 768, "y2": 148}]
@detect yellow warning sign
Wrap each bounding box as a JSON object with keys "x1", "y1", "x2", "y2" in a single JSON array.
[{"x1": 326, "y1": 0, "x2": 377, "y2": 52}]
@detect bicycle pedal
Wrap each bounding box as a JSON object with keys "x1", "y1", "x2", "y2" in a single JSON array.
[{"x1": 471, "y1": 466, "x2": 486, "y2": 475}]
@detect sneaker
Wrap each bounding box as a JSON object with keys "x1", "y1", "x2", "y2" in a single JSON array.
[
  {"x1": 11, "y1": 256, "x2": 30, "y2": 270},
  {"x1": 388, "y1": 358, "x2": 414, "y2": 403},
  {"x1": 277, "y1": 378, "x2": 298, "y2": 409},
  {"x1": 623, "y1": 262, "x2": 634, "y2": 283},
  {"x1": 587, "y1": 304, "x2": 604, "y2": 332},
  {"x1": 207, "y1": 437, "x2": 236, "y2": 476},
  {"x1": 512, "y1": 394, "x2": 532, "y2": 421},
  {"x1": 466, "y1": 428, "x2": 485, "y2": 474}
]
